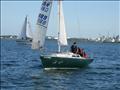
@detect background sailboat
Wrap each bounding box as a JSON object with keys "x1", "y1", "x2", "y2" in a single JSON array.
[
  {"x1": 32, "y1": 0, "x2": 93, "y2": 69},
  {"x1": 16, "y1": 16, "x2": 33, "y2": 42}
]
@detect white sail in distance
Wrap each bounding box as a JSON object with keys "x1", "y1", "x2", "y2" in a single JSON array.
[
  {"x1": 32, "y1": 0, "x2": 53, "y2": 49},
  {"x1": 18, "y1": 16, "x2": 27, "y2": 39},
  {"x1": 58, "y1": 1, "x2": 68, "y2": 46},
  {"x1": 18, "y1": 16, "x2": 33, "y2": 39},
  {"x1": 26, "y1": 17, "x2": 33, "y2": 39}
]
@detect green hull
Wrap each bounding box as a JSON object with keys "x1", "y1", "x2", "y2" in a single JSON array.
[{"x1": 40, "y1": 56, "x2": 93, "y2": 69}]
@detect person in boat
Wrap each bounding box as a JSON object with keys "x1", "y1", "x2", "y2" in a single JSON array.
[
  {"x1": 71, "y1": 42, "x2": 88, "y2": 58},
  {"x1": 77, "y1": 48, "x2": 88, "y2": 58},
  {"x1": 71, "y1": 42, "x2": 78, "y2": 53}
]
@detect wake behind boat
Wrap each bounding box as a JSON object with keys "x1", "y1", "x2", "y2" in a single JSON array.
[{"x1": 32, "y1": 0, "x2": 93, "y2": 69}]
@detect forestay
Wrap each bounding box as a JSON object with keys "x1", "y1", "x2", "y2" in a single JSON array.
[{"x1": 32, "y1": 0, "x2": 53, "y2": 49}]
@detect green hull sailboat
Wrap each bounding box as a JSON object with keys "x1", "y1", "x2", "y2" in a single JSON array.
[
  {"x1": 40, "y1": 53, "x2": 93, "y2": 69},
  {"x1": 32, "y1": 0, "x2": 93, "y2": 69}
]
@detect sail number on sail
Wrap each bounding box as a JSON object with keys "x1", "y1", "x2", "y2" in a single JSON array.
[
  {"x1": 37, "y1": 1, "x2": 52, "y2": 27},
  {"x1": 38, "y1": 14, "x2": 47, "y2": 26}
]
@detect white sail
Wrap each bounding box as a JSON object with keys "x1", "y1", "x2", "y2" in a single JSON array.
[
  {"x1": 32, "y1": 0, "x2": 53, "y2": 49},
  {"x1": 58, "y1": 1, "x2": 67, "y2": 46},
  {"x1": 18, "y1": 16, "x2": 33, "y2": 39},
  {"x1": 26, "y1": 17, "x2": 33, "y2": 39},
  {"x1": 18, "y1": 16, "x2": 27, "y2": 39}
]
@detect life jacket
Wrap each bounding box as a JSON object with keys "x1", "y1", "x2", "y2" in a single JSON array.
[{"x1": 83, "y1": 52, "x2": 88, "y2": 58}]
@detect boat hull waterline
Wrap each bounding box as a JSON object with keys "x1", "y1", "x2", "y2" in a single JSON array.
[{"x1": 40, "y1": 55, "x2": 93, "y2": 69}]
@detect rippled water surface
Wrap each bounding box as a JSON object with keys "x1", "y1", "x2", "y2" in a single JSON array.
[{"x1": 1, "y1": 39, "x2": 120, "y2": 90}]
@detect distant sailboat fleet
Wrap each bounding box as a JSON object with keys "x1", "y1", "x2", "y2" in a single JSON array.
[{"x1": 94, "y1": 35, "x2": 120, "y2": 43}]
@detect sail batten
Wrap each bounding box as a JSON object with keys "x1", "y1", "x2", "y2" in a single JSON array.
[{"x1": 32, "y1": 0, "x2": 53, "y2": 49}]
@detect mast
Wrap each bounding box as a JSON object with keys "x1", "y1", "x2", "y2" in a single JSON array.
[{"x1": 58, "y1": 0, "x2": 61, "y2": 52}]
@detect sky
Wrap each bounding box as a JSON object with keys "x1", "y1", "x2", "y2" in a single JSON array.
[{"x1": 1, "y1": 1, "x2": 120, "y2": 38}]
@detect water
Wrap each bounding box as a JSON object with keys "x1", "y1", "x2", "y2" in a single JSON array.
[{"x1": 1, "y1": 39, "x2": 120, "y2": 90}]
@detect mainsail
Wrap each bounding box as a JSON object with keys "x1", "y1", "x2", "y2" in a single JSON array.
[
  {"x1": 32, "y1": 0, "x2": 53, "y2": 49},
  {"x1": 58, "y1": 0, "x2": 68, "y2": 52}
]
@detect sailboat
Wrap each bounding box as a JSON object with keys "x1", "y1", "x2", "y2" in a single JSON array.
[
  {"x1": 16, "y1": 16, "x2": 33, "y2": 42},
  {"x1": 32, "y1": 0, "x2": 93, "y2": 69}
]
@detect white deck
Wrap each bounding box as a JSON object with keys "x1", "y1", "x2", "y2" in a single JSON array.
[{"x1": 43, "y1": 52, "x2": 86, "y2": 59}]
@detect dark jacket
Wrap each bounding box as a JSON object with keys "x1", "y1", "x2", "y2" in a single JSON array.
[{"x1": 71, "y1": 44, "x2": 77, "y2": 53}]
